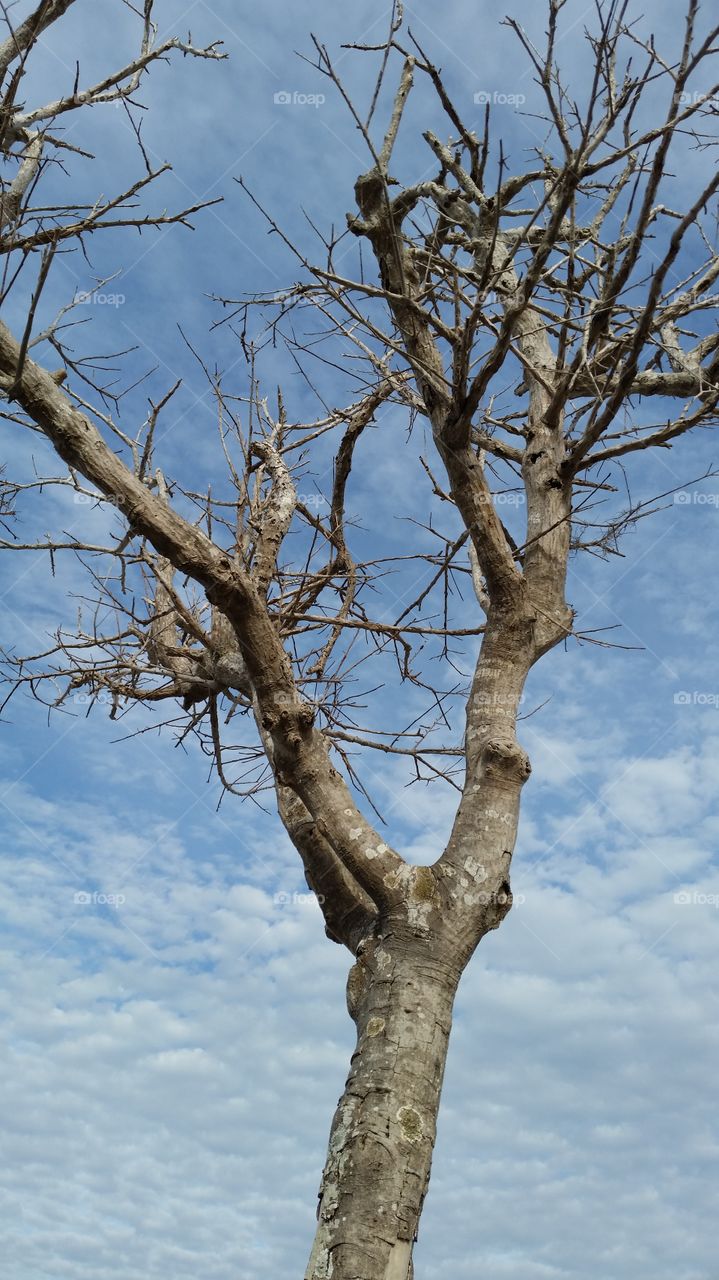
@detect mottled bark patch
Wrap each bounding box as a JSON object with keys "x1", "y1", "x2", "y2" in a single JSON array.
[
  {"x1": 412, "y1": 865, "x2": 436, "y2": 901},
  {"x1": 396, "y1": 1105, "x2": 424, "y2": 1144}
]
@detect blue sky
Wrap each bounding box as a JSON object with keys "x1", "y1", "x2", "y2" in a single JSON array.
[{"x1": 1, "y1": 1, "x2": 719, "y2": 1277}]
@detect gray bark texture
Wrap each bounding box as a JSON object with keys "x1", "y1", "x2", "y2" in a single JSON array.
[{"x1": 306, "y1": 936, "x2": 460, "y2": 1279}]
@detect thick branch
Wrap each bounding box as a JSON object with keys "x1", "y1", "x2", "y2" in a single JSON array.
[{"x1": 0, "y1": 319, "x2": 405, "y2": 907}]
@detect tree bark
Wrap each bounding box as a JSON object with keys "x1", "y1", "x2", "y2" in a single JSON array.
[{"x1": 305, "y1": 929, "x2": 461, "y2": 1280}]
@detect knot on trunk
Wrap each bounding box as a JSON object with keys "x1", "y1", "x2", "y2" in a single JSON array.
[
  {"x1": 480, "y1": 737, "x2": 531, "y2": 783},
  {"x1": 346, "y1": 961, "x2": 366, "y2": 1021},
  {"x1": 532, "y1": 601, "x2": 575, "y2": 657},
  {"x1": 261, "y1": 692, "x2": 316, "y2": 744},
  {"x1": 178, "y1": 648, "x2": 250, "y2": 711},
  {"x1": 482, "y1": 878, "x2": 514, "y2": 931},
  {"x1": 354, "y1": 167, "x2": 384, "y2": 219}
]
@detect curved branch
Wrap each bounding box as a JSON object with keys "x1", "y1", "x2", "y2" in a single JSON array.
[{"x1": 0, "y1": 318, "x2": 406, "y2": 908}]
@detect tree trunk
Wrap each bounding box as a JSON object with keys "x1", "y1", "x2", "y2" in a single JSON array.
[{"x1": 305, "y1": 930, "x2": 461, "y2": 1280}]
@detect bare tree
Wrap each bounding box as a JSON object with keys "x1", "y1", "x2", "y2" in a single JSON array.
[{"x1": 2, "y1": 1, "x2": 719, "y2": 1276}]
